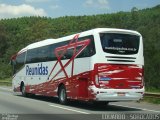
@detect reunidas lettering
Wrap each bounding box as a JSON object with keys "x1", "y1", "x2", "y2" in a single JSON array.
[{"x1": 26, "y1": 63, "x2": 48, "y2": 75}]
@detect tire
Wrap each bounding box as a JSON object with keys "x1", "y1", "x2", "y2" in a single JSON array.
[
  {"x1": 21, "y1": 84, "x2": 27, "y2": 97},
  {"x1": 58, "y1": 85, "x2": 67, "y2": 104}
]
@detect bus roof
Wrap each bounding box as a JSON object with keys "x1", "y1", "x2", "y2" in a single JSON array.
[{"x1": 18, "y1": 28, "x2": 141, "y2": 53}]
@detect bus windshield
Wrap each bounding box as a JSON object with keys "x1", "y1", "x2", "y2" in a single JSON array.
[{"x1": 100, "y1": 33, "x2": 140, "y2": 55}]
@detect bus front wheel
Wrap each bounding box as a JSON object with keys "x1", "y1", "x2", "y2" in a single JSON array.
[
  {"x1": 21, "y1": 83, "x2": 27, "y2": 97},
  {"x1": 58, "y1": 85, "x2": 67, "y2": 104}
]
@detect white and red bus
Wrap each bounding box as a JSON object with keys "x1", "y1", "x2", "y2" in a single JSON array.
[{"x1": 11, "y1": 28, "x2": 144, "y2": 104}]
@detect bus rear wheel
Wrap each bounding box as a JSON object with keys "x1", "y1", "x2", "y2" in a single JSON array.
[{"x1": 58, "y1": 85, "x2": 67, "y2": 104}]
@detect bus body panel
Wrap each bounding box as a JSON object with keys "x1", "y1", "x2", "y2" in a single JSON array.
[
  {"x1": 11, "y1": 28, "x2": 144, "y2": 102},
  {"x1": 96, "y1": 64, "x2": 143, "y2": 89},
  {"x1": 12, "y1": 57, "x2": 91, "y2": 99}
]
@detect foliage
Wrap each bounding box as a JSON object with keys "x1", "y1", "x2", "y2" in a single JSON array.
[
  {"x1": 142, "y1": 97, "x2": 160, "y2": 104},
  {"x1": 0, "y1": 77, "x2": 11, "y2": 86},
  {"x1": 0, "y1": 5, "x2": 160, "y2": 89}
]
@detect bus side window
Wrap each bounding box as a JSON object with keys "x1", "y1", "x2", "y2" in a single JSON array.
[
  {"x1": 15, "y1": 52, "x2": 26, "y2": 73},
  {"x1": 11, "y1": 60, "x2": 16, "y2": 75},
  {"x1": 64, "y1": 48, "x2": 74, "y2": 59},
  {"x1": 26, "y1": 49, "x2": 37, "y2": 63},
  {"x1": 50, "y1": 41, "x2": 69, "y2": 60},
  {"x1": 77, "y1": 35, "x2": 96, "y2": 58}
]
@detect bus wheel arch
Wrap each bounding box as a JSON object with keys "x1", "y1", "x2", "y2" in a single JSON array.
[{"x1": 58, "y1": 83, "x2": 67, "y2": 104}]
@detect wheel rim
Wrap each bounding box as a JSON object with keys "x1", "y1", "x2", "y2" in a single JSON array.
[{"x1": 60, "y1": 89, "x2": 66, "y2": 102}]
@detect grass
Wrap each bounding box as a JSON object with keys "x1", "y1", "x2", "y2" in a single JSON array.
[
  {"x1": 140, "y1": 87, "x2": 160, "y2": 104},
  {"x1": 0, "y1": 78, "x2": 12, "y2": 86},
  {"x1": 142, "y1": 96, "x2": 160, "y2": 104},
  {"x1": 145, "y1": 87, "x2": 160, "y2": 93}
]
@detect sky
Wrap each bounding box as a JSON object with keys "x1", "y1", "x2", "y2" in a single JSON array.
[{"x1": 0, "y1": 0, "x2": 160, "y2": 19}]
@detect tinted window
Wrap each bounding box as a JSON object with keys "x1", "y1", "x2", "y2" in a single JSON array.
[
  {"x1": 26, "y1": 49, "x2": 37, "y2": 63},
  {"x1": 36, "y1": 46, "x2": 52, "y2": 62},
  {"x1": 100, "y1": 33, "x2": 140, "y2": 55},
  {"x1": 77, "y1": 35, "x2": 96, "y2": 58},
  {"x1": 26, "y1": 35, "x2": 96, "y2": 64},
  {"x1": 14, "y1": 52, "x2": 26, "y2": 73},
  {"x1": 50, "y1": 41, "x2": 68, "y2": 60}
]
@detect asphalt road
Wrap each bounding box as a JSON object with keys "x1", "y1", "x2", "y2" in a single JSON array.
[{"x1": 0, "y1": 86, "x2": 160, "y2": 120}]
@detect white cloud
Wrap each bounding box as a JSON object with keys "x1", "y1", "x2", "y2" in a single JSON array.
[
  {"x1": 85, "y1": 0, "x2": 93, "y2": 6},
  {"x1": 84, "y1": 0, "x2": 109, "y2": 9},
  {"x1": 98, "y1": 0, "x2": 108, "y2": 5},
  {"x1": 50, "y1": 5, "x2": 60, "y2": 10},
  {"x1": 25, "y1": 0, "x2": 51, "y2": 3},
  {"x1": 0, "y1": 4, "x2": 47, "y2": 19}
]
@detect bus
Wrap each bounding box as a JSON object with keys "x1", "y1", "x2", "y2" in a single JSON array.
[{"x1": 11, "y1": 28, "x2": 144, "y2": 104}]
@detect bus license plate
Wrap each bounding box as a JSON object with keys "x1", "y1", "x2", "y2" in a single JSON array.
[{"x1": 117, "y1": 92, "x2": 125, "y2": 96}]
